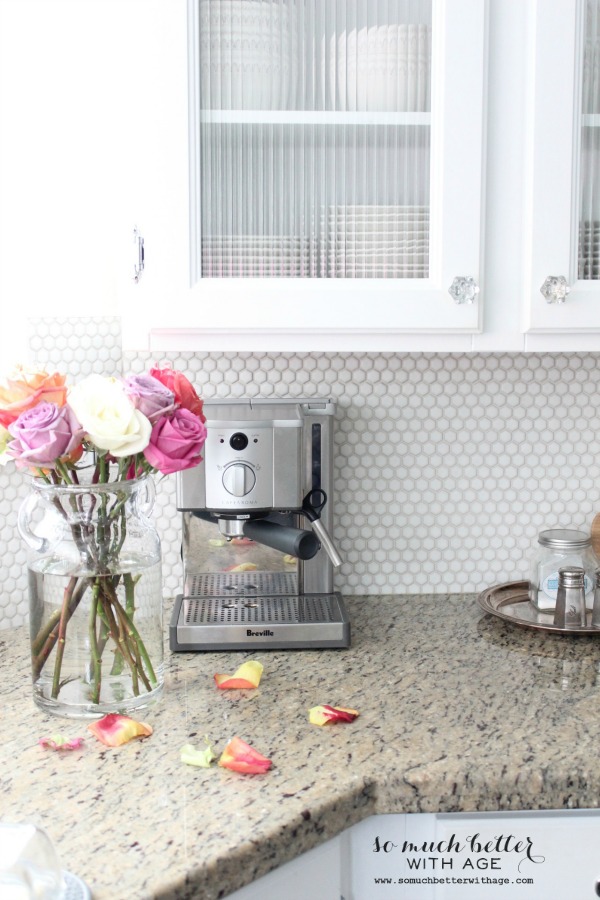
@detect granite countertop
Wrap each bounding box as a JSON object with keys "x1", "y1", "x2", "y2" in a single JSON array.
[{"x1": 3, "y1": 593, "x2": 600, "y2": 899}]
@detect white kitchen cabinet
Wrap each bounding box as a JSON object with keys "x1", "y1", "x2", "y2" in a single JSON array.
[
  {"x1": 222, "y1": 810, "x2": 600, "y2": 899},
  {"x1": 223, "y1": 832, "x2": 343, "y2": 900},
  {"x1": 341, "y1": 811, "x2": 600, "y2": 899},
  {"x1": 523, "y1": 0, "x2": 600, "y2": 343},
  {"x1": 0, "y1": 0, "x2": 135, "y2": 366},
  {"x1": 120, "y1": 0, "x2": 600, "y2": 352},
  {"x1": 7, "y1": 1, "x2": 598, "y2": 352},
  {"x1": 119, "y1": 0, "x2": 487, "y2": 351}
]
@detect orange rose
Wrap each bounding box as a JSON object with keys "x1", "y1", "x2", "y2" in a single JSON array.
[
  {"x1": 0, "y1": 367, "x2": 68, "y2": 428},
  {"x1": 148, "y1": 366, "x2": 205, "y2": 421}
]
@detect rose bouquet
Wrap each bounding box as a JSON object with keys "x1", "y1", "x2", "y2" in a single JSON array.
[{"x1": 1, "y1": 365, "x2": 207, "y2": 716}]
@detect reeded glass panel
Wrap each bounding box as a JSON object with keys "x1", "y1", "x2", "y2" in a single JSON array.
[
  {"x1": 580, "y1": 0, "x2": 600, "y2": 279},
  {"x1": 196, "y1": 0, "x2": 432, "y2": 279}
]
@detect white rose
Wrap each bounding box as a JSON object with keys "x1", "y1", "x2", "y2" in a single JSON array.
[{"x1": 68, "y1": 375, "x2": 151, "y2": 457}]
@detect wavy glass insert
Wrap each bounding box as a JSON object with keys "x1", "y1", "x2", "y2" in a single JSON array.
[
  {"x1": 196, "y1": 0, "x2": 432, "y2": 279},
  {"x1": 580, "y1": 0, "x2": 600, "y2": 280}
]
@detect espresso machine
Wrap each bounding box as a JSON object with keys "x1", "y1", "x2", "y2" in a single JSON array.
[{"x1": 169, "y1": 398, "x2": 350, "y2": 651}]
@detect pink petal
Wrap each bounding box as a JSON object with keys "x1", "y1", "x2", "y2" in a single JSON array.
[
  {"x1": 308, "y1": 705, "x2": 360, "y2": 726},
  {"x1": 87, "y1": 714, "x2": 153, "y2": 747},
  {"x1": 39, "y1": 734, "x2": 85, "y2": 751}
]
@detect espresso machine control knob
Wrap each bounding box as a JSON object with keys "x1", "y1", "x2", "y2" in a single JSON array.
[{"x1": 222, "y1": 463, "x2": 256, "y2": 497}]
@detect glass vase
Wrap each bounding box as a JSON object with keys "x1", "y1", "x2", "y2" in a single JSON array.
[{"x1": 18, "y1": 474, "x2": 164, "y2": 719}]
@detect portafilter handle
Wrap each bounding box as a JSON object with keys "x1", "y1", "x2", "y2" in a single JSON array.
[
  {"x1": 301, "y1": 489, "x2": 343, "y2": 569},
  {"x1": 242, "y1": 519, "x2": 320, "y2": 561}
]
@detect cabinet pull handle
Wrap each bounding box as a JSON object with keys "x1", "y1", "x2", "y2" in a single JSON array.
[
  {"x1": 540, "y1": 275, "x2": 570, "y2": 304},
  {"x1": 133, "y1": 226, "x2": 145, "y2": 283},
  {"x1": 448, "y1": 276, "x2": 479, "y2": 305}
]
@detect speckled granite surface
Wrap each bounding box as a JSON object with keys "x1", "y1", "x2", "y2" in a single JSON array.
[{"x1": 3, "y1": 593, "x2": 600, "y2": 899}]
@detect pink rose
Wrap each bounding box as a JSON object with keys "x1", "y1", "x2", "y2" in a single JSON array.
[
  {"x1": 143, "y1": 408, "x2": 207, "y2": 475},
  {"x1": 123, "y1": 374, "x2": 176, "y2": 423},
  {"x1": 148, "y1": 366, "x2": 205, "y2": 421},
  {"x1": 7, "y1": 402, "x2": 84, "y2": 469}
]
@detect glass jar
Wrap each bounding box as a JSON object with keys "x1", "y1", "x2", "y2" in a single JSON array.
[
  {"x1": 18, "y1": 475, "x2": 164, "y2": 718},
  {"x1": 529, "y1": 528, "x2": 598, "y2": 612}
]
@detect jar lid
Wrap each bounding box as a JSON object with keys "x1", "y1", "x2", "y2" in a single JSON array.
[{"x1": 538, "y1": 528, "x2": 591, "y2": 550}]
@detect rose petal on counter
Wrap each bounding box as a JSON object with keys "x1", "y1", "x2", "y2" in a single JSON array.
[
  {"x1": 39, "y1": 734, "x2": 84, "y2": 751},
  {"x1": 214, "y1": 660, "x2": 264, "y2": 690},
  {"x1": 87, "y1": 714, "x2": 153, "y2": 747},
  {"x1": 181, "y1": 739, "x2": 217, "y2": 768},
  {"x1": 283, "y1": 554, "x2": 297, "y2": 566},
  {"x1": 308, "y1": 705, "x2": 360, "y2": 726},
  {"x1": 224, "y1": 562, "x2": 258, "y2": 573},
  {"x1": 218, "y1": 737, "x2": 272, "y2": 774}
]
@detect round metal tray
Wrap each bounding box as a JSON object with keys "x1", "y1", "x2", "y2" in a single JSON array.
[
  {"x1": 63, "y1": 871, "x2": 91, "y2": 900},
  {"x1": 477, "y1": 580, "x2": 600, "y2": 635}
]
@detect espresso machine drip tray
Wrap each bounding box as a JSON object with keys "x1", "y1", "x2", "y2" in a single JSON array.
[
  {"x1": 170, "y1": 578, "x2": 350, "y2": 651},
  {"x1": 185, "y1": 571, "x2": 298, "y2": 598}
]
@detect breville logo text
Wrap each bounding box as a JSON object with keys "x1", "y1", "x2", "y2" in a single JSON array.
[{"x1": 246, "y1": 629, "x2": 274, "y2": 637}]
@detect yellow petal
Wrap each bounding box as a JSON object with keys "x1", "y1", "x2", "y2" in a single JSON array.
[
  {"x1": 181, "y1": 739, "x2": 217, "y2": 768},
  {"x1": 214, "y1": 660, "x2": 263, "y2": 690}
]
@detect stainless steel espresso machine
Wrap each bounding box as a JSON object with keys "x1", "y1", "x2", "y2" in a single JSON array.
[{"x1": 169, "y1": 398, "x2": 350, "y2": 651}]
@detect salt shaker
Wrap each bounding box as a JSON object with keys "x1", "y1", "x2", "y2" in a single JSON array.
[
  {"x1": 553, "y1": 566, "x2": 587, "y2": 629},
  {"x1": 591, "y1": 569, "x2": 600, "y2": 627}
]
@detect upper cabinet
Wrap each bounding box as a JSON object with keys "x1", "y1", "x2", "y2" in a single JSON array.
[
  {"x1": 7, "y1": 0, "x2": 600, "y2": 354},
  {"x1": 120, "y1": 0, "x2": 487, "y2": 350},
  {"x1": 524, "y1": 0, "x2": 600, "y2": 337},
  {"x1": 0, "y1": 0, "x2": 137, "y2": 365}
]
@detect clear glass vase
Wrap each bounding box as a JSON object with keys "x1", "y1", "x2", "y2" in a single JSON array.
[{"x1": 18, "y1": 474, "x2": 164, "y2": 719}]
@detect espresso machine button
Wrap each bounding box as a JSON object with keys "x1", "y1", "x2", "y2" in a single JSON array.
[
  {"x1": 229, "y1": 432, "x2": 249, "y2": 451},
  {"x1": 222, "y1": 463, "x2": 256, "y2": 497}
]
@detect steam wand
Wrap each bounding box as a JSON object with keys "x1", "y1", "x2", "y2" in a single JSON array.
[{"x1": 301, "y1": 489, "x2": 343, "y2": 569}]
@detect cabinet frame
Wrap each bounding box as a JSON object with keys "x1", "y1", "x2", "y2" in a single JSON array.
[
  {"x1": 523, "y1": 0, "x2": 600, "y2": 334},
  {"x1": 140, "y1": 0, "x2": 489, "y2": 345}
]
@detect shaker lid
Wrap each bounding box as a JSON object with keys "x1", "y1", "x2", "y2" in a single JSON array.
[{"x1": 538, "y1": 528, "x2": 591, "y2": 550}]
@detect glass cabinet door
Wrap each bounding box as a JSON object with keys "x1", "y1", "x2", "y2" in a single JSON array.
[
  {"x1": 525, "y1": 0, "x2": 600, "y2": 333},
  {"x1": 181, "y1": 0, "x2": 486, "y2": 334},
  {"x1": 195, "y1": 1, "x2": 432, "y2": 281}
]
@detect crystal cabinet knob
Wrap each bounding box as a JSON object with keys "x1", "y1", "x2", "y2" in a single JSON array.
[
  {"x1": 448, "y1": 276, "x2": 479, "y2": 305},
  {"x1": 540, "y1": 275, "x2": 570, "y2": 304}
]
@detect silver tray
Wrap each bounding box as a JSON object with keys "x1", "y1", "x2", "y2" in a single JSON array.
[{"x1": 477, "y1": 580, "x2": 600, "y2": 635}]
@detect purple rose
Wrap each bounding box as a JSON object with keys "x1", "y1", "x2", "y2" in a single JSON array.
[
  {"x1": 7, "y1": 402, "x2": 84, "y2": 469},
  {"x1": 142, "y1": 408, "x2": 207, "y2": 475},
  {"x1": 123, "y1": 374, "x2": 176, "y2": 423}
]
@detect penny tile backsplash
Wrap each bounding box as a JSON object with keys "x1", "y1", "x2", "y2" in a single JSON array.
[{"x1": 2, "y1": 316, "x2": 600, "y2": 628}]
